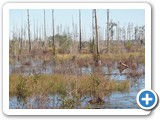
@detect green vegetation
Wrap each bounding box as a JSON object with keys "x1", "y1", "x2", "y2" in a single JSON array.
[
  {"x1": 10, "y1": 74, "x2": 130, "y2": 97},
  {"x1": 16, "y1": 76, "x2": 30, "y2": 103}
]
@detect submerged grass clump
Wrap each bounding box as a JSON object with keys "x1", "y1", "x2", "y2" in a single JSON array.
[
  {"x1": 10, "y1": 74, "x2": 130, "y2": 97},
  {"x1": 16, "y1": 76, "x2": 29, "y2": 103}
]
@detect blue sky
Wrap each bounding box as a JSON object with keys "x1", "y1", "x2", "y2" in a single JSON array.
[{"x1": 9, "y1": 9, "x2": 145, "y2": 40}]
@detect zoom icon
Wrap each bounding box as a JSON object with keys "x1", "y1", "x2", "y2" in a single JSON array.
[{"x1": 137, "y1": 89, "x2": 158, "y2": 110}]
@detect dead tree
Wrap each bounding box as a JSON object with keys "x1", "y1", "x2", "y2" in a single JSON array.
[
  {"x1": 130, "y1": 23, "x2": 133, "y2": 40},
  {"x1": 122, "y1": 27, "x2": 126, "y2": 46},
  {"x1": 20, "y1": 17, "x2": 23, "y2": 52},
  {"x1": 23, "y1": 23, "x2": 26, "y2": 47},
  {"x1": 44, "y1": 9, "x2": 46, "y2": 47},
  {"x1": 92, "y1": 10, "x2": 95, "y2": 54},
  {"x1": 79, "y1": 9, "x2": 82, "y2": 53},
  {"x1": 107, "y1": 9, "x2": 110, "y2": 53},
  {"x1": 116, "y1": 22, "x2": 119, "y2": 51},
  {"x1": 134, "y1": 26, "x2": 138, "y2": 40},
  {"x1": 27, "y1": 9, "x2": 31, "y2": 52},
  {"x1": 18, "y1": 31, "x2": 21, "y2": 50},
  {"x1": 34, "y1": 19, "x2": 36, "y2": 41},
  {"x1": 71, "y1": 16, "x2": 74, "y2": 53},
  {"x1": 35, "y1": 20, "x2": 39, "y2": 48},
  {"x1": 52, "y1": 9, "x2": 55, "y2": 55},
  {"x1": 36, "y1": 20, "x2": 38, "y2": 41},
  {"x1": 109, "y1": 21, "x2": 117, "y2": 51},
  {"x1": 127, "y1": 23, "x2": 131, "y2": 41},
  {"x1": 94, "y1": 9, "x2": 99, "y2": 55}
]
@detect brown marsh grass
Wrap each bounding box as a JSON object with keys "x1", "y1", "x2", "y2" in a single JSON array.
[{"x1": 9, "y1": 73, "x2": 130, "y2": 97}]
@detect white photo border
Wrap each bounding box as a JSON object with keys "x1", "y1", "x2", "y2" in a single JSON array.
[{"x1": 3, "y1": 2, "x2": 151, "y2": 115}]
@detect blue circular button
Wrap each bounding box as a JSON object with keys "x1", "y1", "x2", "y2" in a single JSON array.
[{"x1": 137, "y1": 89, "x2": 158, "y2": 110}]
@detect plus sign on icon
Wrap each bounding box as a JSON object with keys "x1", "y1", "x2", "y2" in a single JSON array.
[
  {"x1": 137, "y1": 89, "x2": 158, "y2": 110},
  {"x1": 142, "y1": 93, "x2": 153, "y2": 105}
]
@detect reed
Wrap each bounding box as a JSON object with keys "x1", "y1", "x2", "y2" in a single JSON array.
[{"x1": 10, "y1": 73, "x2": 130, "y2": 97}]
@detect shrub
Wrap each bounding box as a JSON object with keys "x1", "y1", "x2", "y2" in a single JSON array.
[{"x1": 16, "y1": 76, "x2": 29, "y2": 103}]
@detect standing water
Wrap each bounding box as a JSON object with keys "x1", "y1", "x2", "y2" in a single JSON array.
[{"x1": 9, "y1": 58, "x2": 145, "y2": 109}]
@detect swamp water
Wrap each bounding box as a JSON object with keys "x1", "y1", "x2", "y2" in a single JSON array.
[{"x1": 9, "y1": 58, "x2": 145, "y2": 109}]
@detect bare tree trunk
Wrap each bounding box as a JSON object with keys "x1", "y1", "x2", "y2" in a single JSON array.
[
  {"x1": 52, "y1": 9, "x2": 55, "y2": 55},
  {"x1": 36, "y1": 20, "x2": 39, "y2": 48},
  {"x1": 27, "y1": 9, "x2": 31, "y2": 52},
  {"x1": 122, "y1": 27, "x2": 126, "y2": 47},
  {"x1": 34, "y1": 19, "x2": 36, "y2": 41},
  {"x1": 94, "y1": 9, "x2": 99, "y2": 55},
  {"x1": 131, "y1": 23, "x2": 133, "y2": 40},
  {"x1": 36, "y1": 20, "x2": 38, "y2": 40},
  {"x1": 41, "y1": 24, "x2": 44, "y2": 47},
  {"x1": 79, "y1": 9, "x2": 82, "y2": 53},
  {"x1": 134, "y1": 26, "x2": 138, "y2": 40},
  {"x1": 127, "y1": 23, "x2": 131, "y2": 41},
  {"x1": 44, "y1": 9, "x2": 46, "y2": 47},
  {"x1": 18, "y1": 31, "x2": 20, "y2": 49},
  {"x1": 39, "y1": 26, "x2": 41, "y2": 46},
  {"x1": 20, "y1": 19, "x2": 23, "y2": 52},
  {"x1": 57, "y1": 25, "x2": 60, "y2": 48},
  {"x1": 23, "y1": 23, "x2": 26, "y2": 48},
  {"x1": 71, "y1": 16, "x2": 75, "y2": 53},
  {"x1": 107, "y1": 9, "x2": 110, "y2": 53},
  {"x1": 116, "y1": 23, "x2": 119, "y2": 51},
  {"x1": 92, "y1": 10, "x2": 95, "y2": 54},
  {"x1": 60, "y1": 24, "x2": 62, "y2": 35}
]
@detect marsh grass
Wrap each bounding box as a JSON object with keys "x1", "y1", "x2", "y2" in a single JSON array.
[
  {"x1": 10, "y1": 73, "x2": 130, "y2": 108},
  {"x1": 10, "y1": 74, "x2": 129, "y2": 97},
  {"x1": 50, "y1": 52, "x2": 144, "y2": 69},
  {"x1": 55, "y1": 52, "x2": 144, "y2": 61},
  {"x1": 9, "y1": 49, "x2": 144, "y2": 65},
  {"x1": 15, "y1": 76, "x2": 30, "y2": 108}
]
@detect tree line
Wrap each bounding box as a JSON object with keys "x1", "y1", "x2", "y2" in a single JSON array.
[{"x1": 10, "y1": 9, "x2": 145, "y2": 55}]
